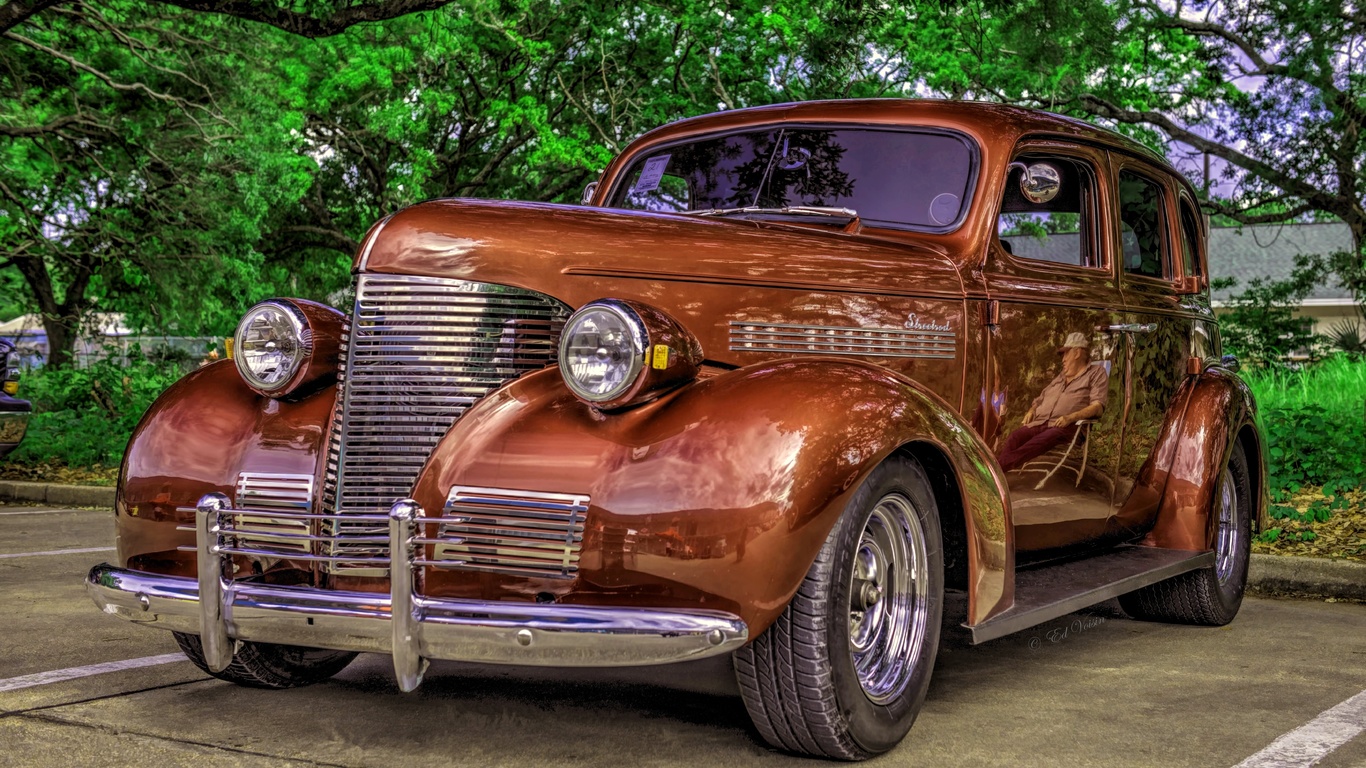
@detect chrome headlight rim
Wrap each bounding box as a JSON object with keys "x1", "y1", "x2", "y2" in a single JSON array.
[
  {"x1": 233, "y1": 300, "x2": 313, "y2": 395},
  {"x1": 558, "y1": 300, "x2": 647, "y2": 404}
]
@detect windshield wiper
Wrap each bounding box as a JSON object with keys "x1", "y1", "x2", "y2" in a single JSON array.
[{"x1": 682, "y1": 205, "x2": 859, "y2": 226}]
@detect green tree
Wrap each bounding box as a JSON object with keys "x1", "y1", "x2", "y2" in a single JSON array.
[{"x1": 882, "y1": 0, "x2": 1366, "y2": 307}]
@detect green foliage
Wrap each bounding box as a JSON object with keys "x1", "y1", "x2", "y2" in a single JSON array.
[
  {"x1": 1260, "y1": 403, "x2": 1365, "y2": 493},
  {"x1": 1214, "y1": 256, "x2": 1328, "y2": 366},
  {"x1": 1326, "y1": 319, "x2": 1366, "y2": 359},
  {"x1": 6, "y1": 354, "x2": 186, "y2": 468},
  {"x1": 4, "y1": 0, "x2": 908, "y2": 365},
  {"x1": 1244, "y1": 357, "x2": 1366, "y2": 520}
]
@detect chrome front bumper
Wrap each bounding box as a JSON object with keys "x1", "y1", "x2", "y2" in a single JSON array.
[{"x1": 86, "y1": 496, "x2": 748, "y2": 691}]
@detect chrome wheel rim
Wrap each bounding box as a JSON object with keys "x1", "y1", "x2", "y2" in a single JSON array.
[
  {"x1": 848, "y1": 492, "x2": 930, "y2": 704},
  {"x1": 1214, "y1": 468, "x2": 1240, "y2": 585}
]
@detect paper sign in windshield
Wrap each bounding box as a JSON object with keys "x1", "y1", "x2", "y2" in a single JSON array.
[{"x1": 632, "y1": 154, "x2": 671, "y2": 194}]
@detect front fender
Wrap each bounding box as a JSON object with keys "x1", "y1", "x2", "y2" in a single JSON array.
[
  {"x1": 411, "y1": 358, "x2": 1013, "y2": 634},
  {"x1": 115, "y1": 360, "x2": 336, "y2": 576},
  {"x1": 1142, "y1": 367, "x2": 1266, "y2": 550}
]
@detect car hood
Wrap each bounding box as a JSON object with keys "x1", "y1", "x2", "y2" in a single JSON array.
[{"x1": 359, "y1": 199, "x2": 965, "y2": 302}]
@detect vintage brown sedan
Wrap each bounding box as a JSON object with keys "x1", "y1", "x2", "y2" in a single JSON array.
[{"x1": 87, "y1": 99, "x2": 1266, "y2": 760}]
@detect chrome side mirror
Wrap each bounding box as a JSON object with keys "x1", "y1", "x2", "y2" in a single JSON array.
[
  {"x1": 1008, "y1": 162, "x2": 1061, "y2": 204},
  {"x1": 581, "y1": 181, "x2": 599, "y2": 205}
]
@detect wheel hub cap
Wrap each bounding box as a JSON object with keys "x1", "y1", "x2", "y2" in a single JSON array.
[{"x1": 848, "y1": 493, "x2": 930, "y2": 704}]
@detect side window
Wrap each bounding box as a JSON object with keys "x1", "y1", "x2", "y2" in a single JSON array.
[
  {"x1": 1117, "y1": 171, "x2": 1168, "y2": 278},
  {"x1": 997, "y1": 156, "x2": 1098, "y2": 269},
  {"x1": 1178, "y1": 201, "x2": 1203, "y2": 278}
]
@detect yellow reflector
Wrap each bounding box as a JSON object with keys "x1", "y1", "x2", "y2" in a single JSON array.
[
  {"x1": 2, "y1": 381, "x2": 16, "y2": 395},
  {"x1": 651, "y1": 344, "x2": 670, "y2": 370},
  {"x1": 225, "y1": 337, "x2": 234, "y2": 359}
]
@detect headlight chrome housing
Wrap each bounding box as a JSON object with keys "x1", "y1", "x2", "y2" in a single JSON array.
[
  {"x1": 559, "y1": 299, "x2": 703, "y2": 409},
  {"x1": 233, "y1": 299, "x2": 345, "y2": 399},
  {"x1": 559, "y1": 302, "x2": 646, "y2": 403}
]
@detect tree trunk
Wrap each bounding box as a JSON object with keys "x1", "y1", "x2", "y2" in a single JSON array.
[
  {"x1": 11, "y1": 254, "x2": 91, "y2": 369},
  {"x1": 41, "y1": 314, "x2": 77, "y2": 368}
]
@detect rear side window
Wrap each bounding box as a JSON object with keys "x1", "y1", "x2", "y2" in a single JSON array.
[
  {"x1": 1178, "y1": 202, "x2": 1203, "y2": 278},
  {"x1": 1118, "y1": 171, "x2": 1168, "y2": 279}
]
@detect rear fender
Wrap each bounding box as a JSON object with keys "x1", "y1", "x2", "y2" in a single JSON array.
[
  {"x1": 1141, "y1": 367, "x2": 1266, "y2": 550},
  {"x1": 410, "y1": 358, "x2": 1013, "y2": 634}
]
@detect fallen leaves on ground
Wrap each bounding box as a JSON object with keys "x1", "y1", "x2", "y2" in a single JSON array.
[
  {"x1": 0, "y1": 461, "x2": 118, "y2": 486},
  {"x1": 1252, "y1": 487, "x2": 1366, "y2": 562}
]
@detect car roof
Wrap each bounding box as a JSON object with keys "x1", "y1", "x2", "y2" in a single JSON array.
[{"x1": 625, "y1": 98, "x2": 1174, "y2": 177}]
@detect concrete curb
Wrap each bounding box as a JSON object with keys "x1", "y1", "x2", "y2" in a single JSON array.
[
  {"x1": 0, "y1": 481, "x2": 115, "y2": 507},
  {"x1": 1248, "y1": 553, "x2": 1366, "y2": 601}
]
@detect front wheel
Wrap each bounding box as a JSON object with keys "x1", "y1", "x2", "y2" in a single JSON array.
[
  {"x1": 174, "y1": 632, "x2": 357, "y2": 689},
  {"x1": 1119, "y1": 441, "x2": 1253, "y2": 625},
  {"x1": 734, "y1": 456, "x2": 944, "y2": 760}
]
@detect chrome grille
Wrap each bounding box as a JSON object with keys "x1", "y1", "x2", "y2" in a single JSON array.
[
  {"x1": 729, "y1": 320, "x2": 956, "y2": 359},
  {"x1": 230, "y1": 473, "x2": 314, "y2": 556},
  {"x1": 430, "y1": 486, "x2": 589, "y2": 578},
  {"x1": 324, "y1": 274, "x2": 570, "y2": 573}
]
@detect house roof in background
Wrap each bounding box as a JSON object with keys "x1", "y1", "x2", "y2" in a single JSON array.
[{"x1": 1209, "y1": 222, "x2": 1354, "y2": 303}]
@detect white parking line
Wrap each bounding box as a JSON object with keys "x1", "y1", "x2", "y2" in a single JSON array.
[
  {"x1": 1234, "y1": 689, "x2": 1366, "y2": 767},
  {"x1": 0, "y1": 654, "x2": 186, "y2": 693},
  {"x1": 0, "y1": 546, "x2": 115, "y2": 559}
]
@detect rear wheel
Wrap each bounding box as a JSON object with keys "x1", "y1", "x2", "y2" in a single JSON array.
[
  {"x1": 174, "y1": 632, "x2": 357, "y2": 689},
  {"x1": 1119, "y1": 441, "x2": 1252, "y2": 625},
  {"x1": 734, "y1": 456, "x2": 944, "y2": 760}
]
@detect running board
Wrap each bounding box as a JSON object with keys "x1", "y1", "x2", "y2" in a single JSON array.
[{"x1": 967, "y1": 546, "x2": 1215, "y2": 644}]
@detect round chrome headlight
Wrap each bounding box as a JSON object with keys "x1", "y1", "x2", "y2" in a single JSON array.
[
  {"x1": 559, "y1": 302, "x2": 646, "y2": 403},
  {"x1": 234, "y1": 301, "x2": 311, "y2": 393}
]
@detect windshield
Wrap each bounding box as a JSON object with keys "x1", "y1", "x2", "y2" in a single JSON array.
[{"x1": 608, "y1": 127, "x2": 977, "y2": 231}]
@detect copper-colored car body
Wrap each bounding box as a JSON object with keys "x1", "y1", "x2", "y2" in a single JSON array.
[{"x1": 90, "y1": 99, "x2": 1266, "y2": 759}]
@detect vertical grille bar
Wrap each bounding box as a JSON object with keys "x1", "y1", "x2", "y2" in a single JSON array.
[{"x1": 323, "y1": 274, "x2": 570, "y2": 573}]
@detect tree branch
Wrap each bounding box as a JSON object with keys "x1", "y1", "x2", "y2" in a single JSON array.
[
  {"x1": 1071, "y1": 93, "x2": 1341, "y2": 212},
  {"x1": 0, "y1": 0, "x2": 60, "y2": 34},
  {"x1": 1201, "y1": 199, "x2": 1315, "y2": 225},
  {"x1": 1140, "y1": 6, "x2": 1288, "y2": 78},
  {"x1": 275, "y1": 224, "x2": 359, "y2": 254},
  {"x1": 155, "y1": 0, "x2": 456, "y2": 39}
]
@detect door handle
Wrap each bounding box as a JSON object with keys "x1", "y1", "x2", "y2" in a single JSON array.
[{"x1": 1107, "y1": 323, "x2": 1157, "y2": 333}]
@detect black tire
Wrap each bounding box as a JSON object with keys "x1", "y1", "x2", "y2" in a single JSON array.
[
  {"x1": 174, "y1": 632, "x2": 357, "y2": 689},
  {"x1": 734, "y1": 456, "x2": 944, "y2": 760},
  {"x1": 1118, "y1": 441, "x2": 1253, "y2": 625}
]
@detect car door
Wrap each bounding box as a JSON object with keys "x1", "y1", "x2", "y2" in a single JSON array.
[
  {"x1": 1106, "y1": 155, "x2": 1196, "y2": 541},
  {"x1": 984, "y1": 141, "x2": 1127, "y2": 555}
]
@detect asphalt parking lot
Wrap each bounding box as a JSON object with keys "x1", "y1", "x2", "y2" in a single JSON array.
[{"x1": 2, "y1": 502, "x2": 1364, "y2": 768}]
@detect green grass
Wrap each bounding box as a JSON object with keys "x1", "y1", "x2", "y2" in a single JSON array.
[
  {"x1": 1241, "y1": 355, "x2": 1366, "y2": 497},
  {"x1": 1243, "y1": 355, "x2": 1366, "y2": 416}
]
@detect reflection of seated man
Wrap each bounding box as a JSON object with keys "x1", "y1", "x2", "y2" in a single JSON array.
[{"x1": 998, "y1": 332, "x2": 1108, "y2": 473}]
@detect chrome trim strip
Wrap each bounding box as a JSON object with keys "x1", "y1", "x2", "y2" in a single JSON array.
[
  {"x1": 732, "y1": 319, "x2": 956, "y2": 337},
  {"x1": 729, "y1": 320, "x2": 958, "y2": 360},
  {"x1": 435, "y1": 486, "x2": 588, "y2": 579},
  {"x1": 727, "y1": 345, "x2": 955, "y2": 360}
]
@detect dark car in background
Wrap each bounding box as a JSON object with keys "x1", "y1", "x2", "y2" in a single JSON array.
[{"x1": 0, "y1": 338, "x2": 29, "y2": 458}]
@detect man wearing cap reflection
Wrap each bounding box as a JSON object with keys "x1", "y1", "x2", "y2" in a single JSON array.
[{"x1": 998, "y1": 332, "x2": 1108, "y2": 472}]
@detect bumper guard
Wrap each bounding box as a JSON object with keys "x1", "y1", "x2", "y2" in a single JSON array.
[{"x1": 86, "y1": 495, "x2": 748, "y2": 691}]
